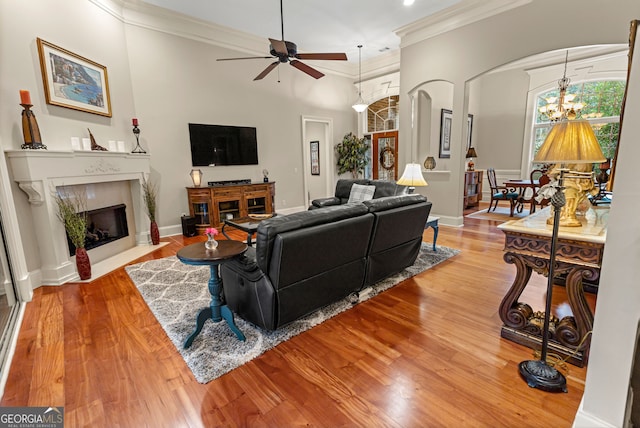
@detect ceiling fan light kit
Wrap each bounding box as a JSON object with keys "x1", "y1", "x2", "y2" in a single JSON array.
[{"x1": 217, "y1": 0, "x2": 347, "y2": 81}]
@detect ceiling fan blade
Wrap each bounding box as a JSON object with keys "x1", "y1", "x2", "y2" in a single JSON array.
[
  {"x1": 269, "y1": 38, "x2": 289, "y2": 56},
  {"x1": 254, "y1": 61, "x2": 279, "y2": 81},
  {"x1": 217, "y1": 56, "x2": 273, "y2": 61},
  {"x1": 295, "y1": 53, "x2": 347, "y2": 61},
  {"x1": 290, "y1": 60, "x2": 324, "y2": 79}
]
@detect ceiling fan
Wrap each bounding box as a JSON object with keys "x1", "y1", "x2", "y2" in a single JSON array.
[{"x1": 216, "y1": 0, "x2": 348, "y2": 81}]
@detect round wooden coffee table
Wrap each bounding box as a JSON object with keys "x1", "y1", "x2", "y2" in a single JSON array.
[{"x1": 177, "y1": 240, "x2": 248, "y2": 348}]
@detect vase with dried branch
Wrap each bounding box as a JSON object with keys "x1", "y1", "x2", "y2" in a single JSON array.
[
  {"x1": 142, "y1": 178, "x2": 159, "y2": 245},
  {"x1": 53, "y1": 189, "x2": 91, "y2": 280}
]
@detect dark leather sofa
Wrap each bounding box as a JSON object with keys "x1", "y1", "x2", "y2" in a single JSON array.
[
  {"x1": 309, "y1": 179, "x2": 407, "y2": 209},
  {"x1": 220, "y1": 194, "x2": 431, "y2": 331}
]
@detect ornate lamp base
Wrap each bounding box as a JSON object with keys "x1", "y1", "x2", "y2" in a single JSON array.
[{"x1": 519, "y1": 360, "x2": 567, "y2": 393}]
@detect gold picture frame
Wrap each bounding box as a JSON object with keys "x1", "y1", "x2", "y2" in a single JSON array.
[{"x1": 37, "y1": 38, "x2": 112, "y2": 117}]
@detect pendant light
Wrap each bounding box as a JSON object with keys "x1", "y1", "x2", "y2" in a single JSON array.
[{"x1": 352, "y1": 45, "x2": 368, "y2": 113}]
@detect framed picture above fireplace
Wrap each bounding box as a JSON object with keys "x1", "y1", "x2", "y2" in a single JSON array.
[{"x1": 36, "y1": 38, "x2": 112, "y2": 117}]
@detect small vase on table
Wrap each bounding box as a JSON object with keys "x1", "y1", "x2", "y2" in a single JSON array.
[{"x1": 205, "y1": 227, "x2": 219, "y2": 251}]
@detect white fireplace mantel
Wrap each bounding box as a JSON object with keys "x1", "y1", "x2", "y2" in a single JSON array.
[{"x1": 6, "y1": 149, "x2": 151, "y2": 285}]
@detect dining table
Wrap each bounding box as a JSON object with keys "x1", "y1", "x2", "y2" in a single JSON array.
[{"x1": 503, "y1": 179, "x2": 540, "y2": 215}]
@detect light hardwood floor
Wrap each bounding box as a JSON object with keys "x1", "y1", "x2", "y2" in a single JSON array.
[{"x1": 1, "y1": 205, "x2": 595, "y2": 427}]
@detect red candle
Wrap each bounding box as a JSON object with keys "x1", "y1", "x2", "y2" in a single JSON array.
[
  {"x1": 132, "y1": 118, "x2": 139, "y2": 126},
  {"x1": 19, "y1": 90, "x2": 31, "y2": 105}
]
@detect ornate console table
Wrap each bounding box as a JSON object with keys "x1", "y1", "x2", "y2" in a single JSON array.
[{"x1": 497, "y1": 206, "x2": 608, "y2": 367}]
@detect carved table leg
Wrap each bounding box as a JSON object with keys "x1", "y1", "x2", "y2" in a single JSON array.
[
  {"x1": 499, "y1": 252, "x2": 533, "y2": 329},
  {"x1": 555, "y1": 266, "x2": 598, "y2": 356}
]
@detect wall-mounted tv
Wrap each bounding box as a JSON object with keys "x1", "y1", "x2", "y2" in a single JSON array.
[{"x1": 189, "y1": 123, "x2": 259, "y2": 166}]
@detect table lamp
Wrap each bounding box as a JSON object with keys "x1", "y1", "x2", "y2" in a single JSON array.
[
  {"x1": 397, "y1": 163, "x2": 428, "y2": 193},
  {"x1": 518, "y1": 119, "x2": 604, "y2": 393},
  {"x1": 190, "y1": 169, "x2": 203, "y2": 187},
  {"x1": 465, "y1": 147, "x2": 478, "y2": 171}
]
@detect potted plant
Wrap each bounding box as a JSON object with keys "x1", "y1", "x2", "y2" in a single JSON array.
[
  {"x1": 335, "y1": 132, "x2": 369, "y2": 179},
  {"x1": 142, "y1": 178, "x2": 160, "y2": 245},
  {"x1": 53, "y1": 189, "x2": 91, "y2": 280}
]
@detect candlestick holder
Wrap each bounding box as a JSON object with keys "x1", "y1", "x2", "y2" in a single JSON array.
[
  {"x1": 20, "y1": 104, "x2": 46, "y2": 150},
  {"x1": 131, "y1": 124, "x2": 146, "y2": 154}
]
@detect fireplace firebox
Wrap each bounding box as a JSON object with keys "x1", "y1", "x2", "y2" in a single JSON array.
[{"x1": 67, "y1": 204, "x2": 129, "y2": 256}]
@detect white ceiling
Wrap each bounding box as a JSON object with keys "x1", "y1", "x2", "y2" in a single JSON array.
[{"x1": 140, "y1": 0, "x2": 463, "y2": 63}]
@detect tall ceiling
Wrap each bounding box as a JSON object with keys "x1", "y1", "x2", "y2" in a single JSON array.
[{"x1": 140, "y1": 0, "x2": 462, "y2": 63}]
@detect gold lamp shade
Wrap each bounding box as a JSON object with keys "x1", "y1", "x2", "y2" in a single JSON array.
[{"x1": 534, "y1": 120, "x2": 605, "y2": 164}]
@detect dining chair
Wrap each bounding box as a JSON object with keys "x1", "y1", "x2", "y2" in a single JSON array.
[
  {"x1": 486, "y1": 168, "x2": 519, "y2": 216},
  {"x1": 530, "y1": 168, "x2": 550, "y2": 212}
]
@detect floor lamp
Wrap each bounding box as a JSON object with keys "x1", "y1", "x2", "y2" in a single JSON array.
[{"x1": 520, "y1": 119, "x2": 605, "y2": 392}]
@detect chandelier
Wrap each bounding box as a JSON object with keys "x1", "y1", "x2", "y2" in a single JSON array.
[{"x1": 538, "y1": 51, "x2": 584, "y2": 121}]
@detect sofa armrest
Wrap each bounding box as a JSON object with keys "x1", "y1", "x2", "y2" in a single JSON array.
[{"x1": 311, "y1": 196, "x2": 341, "y2": 208}]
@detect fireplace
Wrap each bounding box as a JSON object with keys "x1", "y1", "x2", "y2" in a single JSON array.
[
  {"x1": 6, "y1": 150, "x2": 152, "y2": 285},
  {"x1": 68, "y1": 204, "x2": 129, "y2": 256}
]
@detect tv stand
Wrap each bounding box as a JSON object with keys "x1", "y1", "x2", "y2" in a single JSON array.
[{"x1": 186, "y1": 182, "x2": 275, "y2": 232}]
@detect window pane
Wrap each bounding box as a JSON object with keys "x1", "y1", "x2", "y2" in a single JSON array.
[
  {"x1": 533, "y1": 79, "x2": 624, "y2": 165},
  {"x1": 367, "y1": 95, "x2": 399, "y2": 133},
  {"x1": 533, "y1": 126, "x2": 551, "y2": 157},
  {"x1": 592, "y1": 121, "x2": 620, "y2": 160}
]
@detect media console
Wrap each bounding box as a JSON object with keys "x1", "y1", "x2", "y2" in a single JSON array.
[{"x1": 186, "y1": 182, "x2": 275, "y2": 232}]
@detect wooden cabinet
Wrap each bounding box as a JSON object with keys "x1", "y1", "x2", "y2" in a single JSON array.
[
  {"x1": 464, "y1": 170, "x2": 483, "y2": 208},
  {"x1": 187, "y1": 182, "x2": 275, "y2": 233}
]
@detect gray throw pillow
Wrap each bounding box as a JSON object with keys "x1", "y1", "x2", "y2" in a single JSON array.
[{"x1": 347, "y1": 183, "x2": 376, "y2": 203}]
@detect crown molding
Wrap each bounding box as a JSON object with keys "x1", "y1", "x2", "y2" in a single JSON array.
[
  {"x1": 396, "y1": 0, "x2": 532, "y2": 48},
  {"x1": 91, "y1": 0, "x2": 526, "y2": 80},
  {"x1": 90, "y1": 0, "x2": 357, "y2": 78}
]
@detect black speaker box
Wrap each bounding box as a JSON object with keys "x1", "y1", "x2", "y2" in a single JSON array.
[{"x1": 181, "y1": 216, "x2": 197, "y2": 237}]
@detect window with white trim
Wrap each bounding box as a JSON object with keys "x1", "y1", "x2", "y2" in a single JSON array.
[{"x1": 532, "y1": 80, "x2": 625, "y2": 163}]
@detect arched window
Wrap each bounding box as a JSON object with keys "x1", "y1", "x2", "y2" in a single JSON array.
[
  {"x1": 366, "y1": 95, "x2": 399, "y2": 133},
  {"x1": 532, "y1": 80, "x2": 625, "y2": 162}
]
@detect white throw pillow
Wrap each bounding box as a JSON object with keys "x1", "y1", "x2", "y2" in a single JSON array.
[{"x1": 347, "y1": 184, "x2": 376, "y2": 203}]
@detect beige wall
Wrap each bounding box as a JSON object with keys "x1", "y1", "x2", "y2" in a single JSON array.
[
  {"x1": 399, "y1": 0, "x2": 638, "y2": 226},
  {"x1": 0, "y1": 0, "x2": 356, "y2": 277},
  {"x1": 575, "y1": 22, "x2": 640, "y2": 428},
  {"x1": 469, "y1": 68, "x2": 529, "y2": 171}
]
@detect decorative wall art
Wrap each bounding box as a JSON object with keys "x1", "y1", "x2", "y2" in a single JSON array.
[
  {"x1": 467, "y1": 114, "x2": 474, "y2": 150},
  {"x1": 37, "y1": 38, "x2": 112, "y2": 117},
  {"x1": 439, "y1": 109, "x2": 452, "y2": 158},
  {"x1": 310, "y1": 140, "x2": 320, "y2": 175}
]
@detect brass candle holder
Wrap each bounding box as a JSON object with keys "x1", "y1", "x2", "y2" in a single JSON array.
[{"x1": 21, "y1": 103, "x2": 46, "y2": 150}]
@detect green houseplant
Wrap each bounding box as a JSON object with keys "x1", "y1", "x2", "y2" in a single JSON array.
[
  {"x1": 53, "y1": 189, "x2": 91, "y2": 280},
  {"x1": 142, "y1": 178, "x2": 160, "y2": 245},
  {"x1": 335, "y1": 132, "x2": 369, "y2": 179}
]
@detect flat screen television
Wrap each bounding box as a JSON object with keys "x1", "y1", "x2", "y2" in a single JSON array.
[{"x1": 189, "y1": 123, "x2": 259, "y2": 166}]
